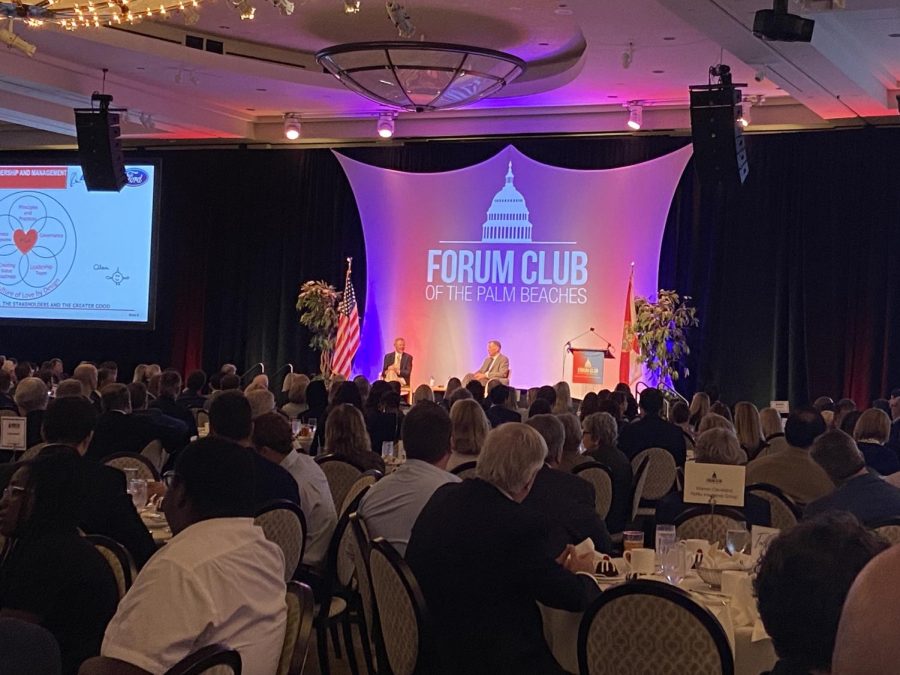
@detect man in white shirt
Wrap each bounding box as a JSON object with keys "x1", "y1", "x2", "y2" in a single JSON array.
[
  {"x1": 473, "y1": 339, "x2": 510, "y2": 385},
  {"x1": 358, "y1": 401, "x2": 460, "y2": 556},
  {"x1": 253, "y1": 412, "x2": 337, "y2": 568},
  {"x1": 381, "y1": 337, "x2": 413, "y2": 386},
  {"x1": 80, "y1": 438, "x2": 287, "y2": 675}
]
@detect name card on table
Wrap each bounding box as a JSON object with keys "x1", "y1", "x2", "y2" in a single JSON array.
[
  {"x1": 751, "y1": 525, "x2": 781, "y2": 562},
  {"x1": 683, "y1": 462, "x2": 746, "y2": 507},
  {"x1": 0, "y1": 416, "x2": 27, "y2": 451},
  {"x1": 769, "y1": 400, "x2": 790, "y2": 416}
]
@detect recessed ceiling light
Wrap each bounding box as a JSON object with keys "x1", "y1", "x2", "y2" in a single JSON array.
[
  {"x1": 246, "y1": 108, "x2": 255, "y2": 111},
  {"x1": 663, "y1": 36, "x2": 676, "y2": 41},
  {"x1": 607, "y1": 95, "x2": 618, "y2": 99},
  {"x1": 889, "y1": 33, "x2": 900, "y2": 37},
  {"x1": 652, "y1": 69, "x2": 664, "y2": 74},
  {"x1": 219, "y1": 25, "x2": 231, "y2": 29},
  {"x1": 136, "y1": 66, "x2": 145, "y2": 70},
  {"x1": 554, "y1": 3, "x2": 572, "y2": 15},
  {"x1": 538, "y1": 42, "x2": 550, "y2": 46},
  {"x1": 256, "y1": 88, "x2": 267, "y2": 91}
]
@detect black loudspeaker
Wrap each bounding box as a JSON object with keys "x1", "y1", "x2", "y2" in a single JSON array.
[
  {"x1": 75, "y1": 109, "x2": 127, "y2": 191},
  {"x1": 689, "y1": 85, "x2": 749, "y2": 186}
]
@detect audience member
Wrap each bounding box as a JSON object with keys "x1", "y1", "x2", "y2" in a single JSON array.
[
  {"x1": 243, "y1": 374, "x2": 269, "y2": 394},
  {"x1": 756, "y1": 513, "x2": 887, "y2": 675},
  {"x1": 301, "y1": 379, "x2": 328, "y2": 424},
  {"x1": 96, "y1": 368, "x2": 115, "y2": 392},
  {"x1": 697, "y1": 412, "x2": 735, "y2": 434},
  {"x1": 734, "y1": 401, "x2": 766, "y2": 460},
  {"x1": 48, "y1": 358, "x2": 65, "y2": 381},
  {"x1": 0, "y1": 453, "x2": 119, "y2": 674},
  {"x1": 412, "y1": 384, "x2": 434, "y2": 404},
  {"x1": 447, "y1": 399, "x2": 490, "y2": 471},
  {"x1": 618, "y1": 388, "x2": 686, "y2": 466},
  {"x1": 486, "y1": 384, "x2": 521, "y2": 428},
  {"x1": 209, "y1": 391, "x2": 300, "y2": 509},
  {"x1": 746, "y1": 407, "x2": 834, "y2": 505},
  {"x1": 366, "y1": 390, "x2": 405, "y2": 451},
  {"x1": 832, "y1": 398, "x2": 857, "y2": 431},
  {"x1": 812, "y1": 396, "x2": 834, "y2": 413},
  {"x1": 556, "y1": 413, "x2": 586, "y2": 473},
  {"x1": 55, "y1": 379, "x2": 85, "y2": 399},
  {"x1": 406, "y1": 423, "x2": 600, "y2": 675},
  {"x1": 72, "y1": 364, "x2": 101, "y2": 411},
  {"x1": 581, "y1": 412, "x2": 633, "y2": 533},
  {"x1": 149, "y1": 371, "x2": 197, "y2": 436},
  {"x1": 688, "y1": 391, "x2": 711, "y2": 430},
  {"x1": 175, "y1": 370, "x2": 208, "y2": 410},
  {"x1": 851, "y1": 408, "x2": 899, "y2": 476},
  {"x1": 709, "y1": 400, "x2": 733, "y2": 422},
  {"x1": 14, "y1": 377, "x2": 48, "y2": 449},
  {"x1": 280, "y1": 374, "x2": 310, "y2": 419},
  {"x1": 536, "y1": 385, "x2": 557, "y2": 408},
  {"x1": 311, "y1": 380, "x2": 364, "y2": 455},
  {"x1": 14, "y1": 360, "x2": 34, "y2": 384},
  {"x1": 0, "y1": 371, "x2": 16, "y2": 411},
  {"x1": 131, "y1": 364, "x2": 148, "y2": 385},
  {"x1": 359, "y1": 401, "x2": 460, "y2": 556},
  {"x1": 758, "y1": 407, "x2": 787, "y2": 458},
  {"x1": 524, "y1": 414, "x2": 612, "y2": 553},
  {"x1": 352, "y1": 375, "x2": 371, "y2": 407},
  {"x1": 527, "y1": 398, "x2": 553, "y2": 418},
  {"x1": 252, "y1": 413, "x2": 335, "y2": 569},
  {"x1": 247, "y1": 389, "x2": 276, "y2": 419},
  {"x1": 202, "y1": 373, "x2": 241, "y2": 411},
  {"x1": 805, "y1": 430, "x2": 900, "y2": 525},
  {"x1": 82, "y1": 438, "x2": 288, "y2": 675},
  {"x1": 668, "y1": 401, "x2": 694, "y2": 448},
  {"x1": 552, "y1": 381, "x2": 573, "y2": 415},
  {"x1": 445, "y1": 385, "x2": 474, "y2": 411},
  {"x1": 578, "y1": 392, "x2": 600, "y2": 421},
  {"x1": 323, "y1": 403, "x2": 385, "y2": 473}
]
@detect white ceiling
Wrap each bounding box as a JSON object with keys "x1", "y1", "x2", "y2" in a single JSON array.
[{"x1": 0, "y1": 0, "x2": 897, "y2": 148}]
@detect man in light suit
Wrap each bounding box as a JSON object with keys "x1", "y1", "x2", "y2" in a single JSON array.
[
  {"x1": 382, "y1": 337, "x2": 413, "y2": 386},
  {"x1": 473, "y1": 340, "x2": 510, "y2": 385}
]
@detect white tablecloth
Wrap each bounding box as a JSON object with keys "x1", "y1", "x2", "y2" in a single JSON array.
[{"x1": 540, "y1": 573, "x2": 776, "y2": 675}]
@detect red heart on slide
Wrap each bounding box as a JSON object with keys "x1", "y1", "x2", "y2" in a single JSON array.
[{"x1": 13, "y1": 229, "x2": 37, "y2": 254}]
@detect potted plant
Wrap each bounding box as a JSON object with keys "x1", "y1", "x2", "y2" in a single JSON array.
[
  {"x1": 631, "y1": 289, "x2": 699, "y2": 386},
  {"x1": 296, "y1": 280, "x2": 339, "y2": 380}
]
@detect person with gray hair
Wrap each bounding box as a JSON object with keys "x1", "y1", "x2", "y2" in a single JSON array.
[
  {"x1": 557, "y1": 412, "x2": 588, "y2": 472},
  {"x1": 246, "y1": 388, "x2": 276, "y2": 420},
  {"x1": 55, "y1": 379, "x2": 87, "y2": 399},
  {"x1": 406, "y1": 422, "x2": 600, "y2": 675},
  {"x1": 582, "y1": 411, "x2": 633, "y2": 534},
  {"x1": 14, "y1": 376, "x2": 49, "y2": 448},
  {"x1": 472, "y1": 339, "x2": 510, "y2": 385},
  {"x1": 72, "y1": 363, "x2": 101, "y2": 411},
  {"x1": 804, "y1": 429, "x2": 900, "y2": 525},
  {"x1": 656, "y1": 428, "x2": 771, "y2": 527},
  {"x1": 524, "y1": 415, "x2": 612, "y2": 553}
]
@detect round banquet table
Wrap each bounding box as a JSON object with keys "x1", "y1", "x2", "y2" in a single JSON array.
[{"x1": 539, "y1": 573, "x2": 777, "y2": 675}]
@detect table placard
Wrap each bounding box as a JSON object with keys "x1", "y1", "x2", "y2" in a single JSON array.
[
  {"x1": 683, "y1": 462, "x2": 746, "y2": 507},
  {"x1": 0, "y1": 416, "x2": 27, "y2": 451},
  {"x1": 751, "y1": 525, "x2": 780, "y2": 561},
  {"x1": 769, "y1": 400, "x2": 790, "y2": 415}
]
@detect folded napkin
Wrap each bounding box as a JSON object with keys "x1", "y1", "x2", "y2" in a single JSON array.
[{"x1": 703, "y1": 547, "x2": 754, "y2": 571}]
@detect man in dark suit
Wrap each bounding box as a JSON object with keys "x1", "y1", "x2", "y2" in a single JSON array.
[
  {"x1": 39, "y1": 396, "x2": 157, "y2": 568},
  {"x1": 150, "y1": 370, "x2": 198, "y2": 437},
  {"x1": 485, "y1": 384, "x2": 521, "y2": 428},
  {"x1": 525, "y1": 414, "x2": 612, "y2": 553},
  {"x1": 406, "y1": 423, "x2": 600, "y2": 675},
  {"x1": 618, "y1": 387, "x2": 686, "y2": 466},
  {"x1": 381, "y1": 337, "x2": 413, "y2": 386}
]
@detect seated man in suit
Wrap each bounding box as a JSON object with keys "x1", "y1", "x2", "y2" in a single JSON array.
[
  {"x1": 524, "y1": 414, "x2": 612, "y2": 552},
  {"x1": 381, "y1": 337, "x2": 413, "y2": 386},
  {"x1": 81, "y1": 438, "x2": 288, "y2": 675},
  {"x1": 618, "y1": 387, "x2": 686, "y2": 467},
  {"x1": 149, "y1": 371, "x2": 198, "y2": 437},
  {"x1": 472, "y1": 339, "x2": 510, "y2": 385},
  {"x1": 406, "y1": 422, "x2": 600, "y2": 675}
]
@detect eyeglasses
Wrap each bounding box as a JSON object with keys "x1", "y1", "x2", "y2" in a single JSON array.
[
  {"x1": 1, "y1": 485, "x2": 26, "y2": 500},
  {"x1": 162, "y1": 471, "x2": 179, "y2": 489}
]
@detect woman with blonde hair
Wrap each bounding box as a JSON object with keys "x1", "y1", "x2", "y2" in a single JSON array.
[
  {"x1": 244, "y1": 373, "x2": 269, "y2": 394},
  {"x1": 697, "y1": 412, "x2": 734, "y2": 434},
  {"x1": 853, "y1": 408, "x2": 899, "y2": 476},
  {"x1": 757, "y1": 407, "x2": 787, "y2": 458},
  {"x1": 734, "y1": 402, "x2": 767, "y2": 460},
  {"x1": 413, "y1": 384, "x2": 435, "y2": 404},
  {"x1": 688, "y1": 392, "x2": 710, "y2": 430},
  {"x1": 281, "y1": 374, "x2": 310, "y2": 419},
  {"x1": 324, "y1": 403, "x2": 384, "y2": 472},
  {"x1": 131, "y1": 364, "x2": 148, "y2": 384},
  {"x1": 552, "y1": 381, "x2": 574, "y2": 415},
  {"x1": 447, "y1": 398, "x2": 491, "y2": 471}
]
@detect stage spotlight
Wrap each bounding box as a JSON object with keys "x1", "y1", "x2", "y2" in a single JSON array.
[
  {"x1": 232, "y1": 0, "x2": 255, "y2": 19},
  {"x1": 376, "y1": 113, "x2": 395, "y2": 138},
  {"x1": 753, "y1": 0, "x2": 814, "y2": 42},
  {"x1": 626, "y1": 103, "x2": 642, "y2": 130},
  {"x1": 272, "y1": 0, "x2": 294, "y2": 14},
  {"x1": 737, "y1": 103, "x2": 750, "y2": 128},
  {"x1": 283, "y1": 113, "x2": 301, "y2": 140},
  {"x1": 386, "y1": 1, "x2": 415, "y2": 38},
  {"x1": 0, "y1": 25, "x2": 37, "y2": 57},
  {"x1": 343, "y1": 0, "x2": 360, "y2": 13}
]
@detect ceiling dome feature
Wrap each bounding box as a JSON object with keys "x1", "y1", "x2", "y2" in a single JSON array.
[{"x1": 315, "y1": 41, "x2": 525, "y2": 113}]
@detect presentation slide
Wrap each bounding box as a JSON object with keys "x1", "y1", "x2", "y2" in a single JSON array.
[
  {"x1": 337, "y1": 145, "x2": 692, "y2": 390},
  {"x1": 0, "y1": 163, "x2": 158, "y2": 326}
]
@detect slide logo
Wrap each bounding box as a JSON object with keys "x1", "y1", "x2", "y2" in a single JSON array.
[{"x1": 125, "y1": 168, "x2": 150, "y2": 187}]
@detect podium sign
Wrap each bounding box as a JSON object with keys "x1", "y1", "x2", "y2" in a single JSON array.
[{"x1": 572, "y1": 349, "x2": 607, "y2": 384}]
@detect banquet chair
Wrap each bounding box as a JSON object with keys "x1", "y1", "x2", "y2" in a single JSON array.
[
  {"x1": 340, "y1": 470, "x2": 383, "y2": 518},
  {"x1": 572, "y1": 462, "x2": 615, "y2": 519},
  {"x1": 140, "y1": 439, "x2": 169, "y2": 474},
  {"x1": 85, "y1": 534, "x2": 136, "y2": 600},
  {"x1": 450, "y1": 461, "x2": 478, "y2": 479},
  {"x1": 254, "y1": 500, "x2": 306, "y2": 583},
  {"x1": 17, "y1": 443, "x2": 47, "y2": 462},
  {"x1": 349, "y1": 512, "x2": 382, "y2": 674},
  {"x1": 163, "y1": 644, "x2": 242, "y2": 675},
  {"x1": 577, "y1": 579, "x2": 734, "y2": 675},
  {"x1": 631, "y1": 447, "x2": 677, "y2": 516},
  {"x1": 277, "y1": 581, "x2": 315, "y2": 675},
  {"x1": 673, "y1": 506, "x2": 748, "y2": 548},
  {"x1": 368, "y1": 538, "x2": 433, "y2": 675},
  {"x1": 747, "y1": 483, "x2": 801, "y2": 531},
  {"x1": 0, "y1": 409, "x2": 17, "y2": 418},
  {"x1": 103, "y1": 452, "x2": 161, "y2": 482},
  {"x1": 610, "y1": 455, "x2": 652, "y2": 548},
  {"x1": 870, "y1": 517, "x2": 900, "y2": 546},
  {"x1": 316, "y1": 454, "x2": 365, "y2": 510}
]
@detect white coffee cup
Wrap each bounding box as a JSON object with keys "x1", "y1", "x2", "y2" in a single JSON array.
[
  {"x1": 721, "y1": 570, "x2": 750, "y2": 597},
  {"x1": 624, "y1": 547, "x2": 656, "y2": 575}
]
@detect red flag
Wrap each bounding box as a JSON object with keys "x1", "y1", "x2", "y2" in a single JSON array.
[
  {"x1": 331, "y1": 260, "x2": 360, "y2": 378},
  {"x1": 619, "y1": 266, "x2": 641, "y2": 385}
]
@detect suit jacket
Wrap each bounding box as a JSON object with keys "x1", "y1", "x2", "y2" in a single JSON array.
[
  {"x1": 486, "y1": 405, "x2": 521, "y2": 428},
  {"x1": 587, "y1": 444, "x2": 634, "y2": 534},
  {"x1": 381, "y1": 352, "x2": 413, "y2": 385},
  {"x1": 745, "y1": 445, "x2": 834, "y2": 506},
  {"x1": 618, "y1": 415, "x2": 687, "y2": 467},
  {"x1": 149, "y1": 394, "x2": 198, "y2": 437},
  {"x1": 477, "y1": 353, "x2": 510, "y2": 385},
  {"x1": 86, "y1": 411, "x2": 187, "y2": 463},
  {"x1": 406, "y1": 479, "x2": 600, "y2": 675},
  {"x1": 804, "y1": 471, "x2": 900, "y2": 526},
  {"x1": 523, "y1": 466, "x2": 612, "y2": 553}
]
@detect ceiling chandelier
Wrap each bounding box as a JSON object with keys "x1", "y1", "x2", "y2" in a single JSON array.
[{"x1": 315, "y1": 41, "x2": 526, "y2": 113}]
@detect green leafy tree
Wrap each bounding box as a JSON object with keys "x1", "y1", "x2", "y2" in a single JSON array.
[
  {"x1": 631, "y1": 289, "x2": 699, "y2": 385},
  {"x1": 296, "y1": 280, "x2": 339, "y2": 379}
]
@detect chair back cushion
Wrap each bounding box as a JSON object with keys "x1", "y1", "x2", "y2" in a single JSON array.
[
  {"x1": 277, "y1": 582, "x2": 314, "y2": 675},
  {"x1": 631, "y1": 448, "x2": 677, "y2": 501},
  {"x1": 140, "y1": 439, "x2": 168, "y2": 474},
  {"x1": 340, "y1": 471, "x2": 382, "y2": 517},
  {"x1": 746, "y1": 484, "x2": 799, "y2": 531},
  {"x1": 573, "y1": 463, "x2": 614, "y2": 519},
  {"x1": 578, "y1": 580, "x2": 733, "y2": 675},
  {"x1": 349, "y1": 513, "x2": 376, "y2": 636},
  {"x1": 317, "y1": 457, "x2": 363, "y2": 510},
  {"x1": 85, "y1": 534, "x2": 135, "y2": 600},
  {"x1": 675, "y1": 513, "x2": 745, "y2": 548},
  {"x1": 254, "y1": 501, "x2": 306, "y2": 583},
  {"x1": 630, "y1": 456, "x2": 652, "y2": 522}
]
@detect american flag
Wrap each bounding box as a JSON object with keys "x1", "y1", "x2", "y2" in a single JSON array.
[{"x1": 331, "y1": 259, "x2": 360, "y2": 378}]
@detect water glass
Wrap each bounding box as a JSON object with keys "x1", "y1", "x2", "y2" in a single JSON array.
[
  {"x1": 128, "y1": 478, "x2": 148, "y2": 511},
  {"x1": 655, "y1": 524, "x2": 676, "y2": 557},
  {"x1": 726, "y1": 525, "x2": 751, "y2": 555},
  {"x1": 660, "y1": 543, "x2": 689, "y2": 586},
  {"x1": 291, "y1": 419, "x2": 302, "y2": 437},
  {"x1": 623, "y1": 530, "x2": 644, "y2": 553},
  {"x1": 381, "y1": 441, "x2": 395, "y2": 459}
]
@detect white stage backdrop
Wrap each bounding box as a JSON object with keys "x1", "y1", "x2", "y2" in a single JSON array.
[{"x1": 336, "y1": 145, "x2": 692, "y2": 390}]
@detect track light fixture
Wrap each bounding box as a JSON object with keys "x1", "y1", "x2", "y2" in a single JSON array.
[
  {"x1": 386, "y1": 1, "x2": 415, "y2": 38},
  {"x1": 343, "y1": 0, "x2": 361, "y2": 13},
  {"x1": 283, "y1": 113, "x2": 301, "y2": 140},
  {"x1": 626, "y1": 103, "x2": 642, "y2": 130},
  {"x1": 272, "y1": 0, "x2": 294, "y2": 14},
  {"x1": 232, "y1": 0, "x2": 256, "y2": 20},
  {"x1": 376, "y1": 113, "x2": 395, "y2": 138},
  {"x1": 0, "y1": 20, "x2": 36, "y2": 57}
]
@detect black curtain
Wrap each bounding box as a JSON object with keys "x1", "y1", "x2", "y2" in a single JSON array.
[{"x1": 2, "y1": 128, "x2": 898, "y2": 407}]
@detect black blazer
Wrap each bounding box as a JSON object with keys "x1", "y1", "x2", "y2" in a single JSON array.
[
  {"x1": 149, "y1": 395, "x2": 198, "y2": 437},
  {"x1": 406, "y1": 478, "x2": 600, "y2": 675},
  {"x1": 586, "y1": 444, "x2": 634, "y2": 534},
  {"x1": 381, "y1": 352, "x2": 413, "y2": 384},
  {"x1": 523, "y1": 466, "x2": 612, "y2": 554},
  {"x1": 486, "y1": 405, "x2": 521, "y2": 428},
  {"x1": 618, "y1": 415, "x2": 687, "y2": 467},
  {"x1": 86, "y1": 411, "x2": 187, "y2": 462}
]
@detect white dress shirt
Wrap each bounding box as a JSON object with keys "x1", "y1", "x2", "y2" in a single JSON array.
[
  {"x1": 280, "y1": 450, "x2": 338, "y2": 567},
  {"x1": 358, "y1": 459, "x2": 461, "y2": 557},
  {"x1": 101, "y1": 517, "x2": 287, "y2": 675}
]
